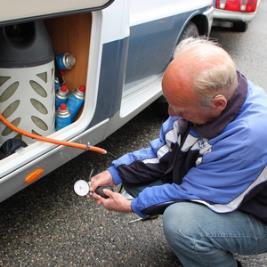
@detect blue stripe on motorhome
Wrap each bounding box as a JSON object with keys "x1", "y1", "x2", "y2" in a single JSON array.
[
  {"x1": 89, "y1": 37, "x2": 129, "y2": 127},
  {"x1": 90, "y1": 6, "x2": 208, "y2": 126},
  {"x1": 125, "y1": 9, "x2": 203, "y2": 84}
]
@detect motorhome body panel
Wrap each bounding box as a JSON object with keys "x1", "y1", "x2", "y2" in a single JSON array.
[
  {"x1": 0, "y1": 0, "x2": 114, "y2": 25},
  {"x1": 90, "y1": 5, "x2": 212, "y2": 126},
  {"x1": 0, "y1": 0, "x2": 213, "y2": 202},
  {"x1": 125, "y1": 9, "x2": 208, "y2": 84},
  {"x1": 0, "y1": 120, "x2": 109, "y2": 202}
]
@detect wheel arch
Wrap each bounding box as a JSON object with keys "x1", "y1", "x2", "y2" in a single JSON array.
[
  {"x1": 191, "y1": 14, "x2": 209, "y2": 36},
  {"x1": 174, "y1": 13, "x2": 210, "y2": 47}
]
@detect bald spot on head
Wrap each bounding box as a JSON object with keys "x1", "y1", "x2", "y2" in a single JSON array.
[
  {"x1": 161, "y1": 38, "x2": 238, "y2": 124},
  {"x1": 162, "y1": 41, "x2": 237, "y2": 106}
]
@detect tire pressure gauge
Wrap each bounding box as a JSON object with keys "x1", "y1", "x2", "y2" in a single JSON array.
[{"x1": 74, "y1": 180, "x2": 90, "y2": 196}]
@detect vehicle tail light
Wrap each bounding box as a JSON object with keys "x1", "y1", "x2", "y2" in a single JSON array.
[
  {"x1": 226, "y1": 0, "x2": 241, "y2": 11},
  {"x1": 245, "y1": 0, "x2": 257, "y2": 12},
  {"x1": 215, "y1": 0, "x2": 257, "y2": 12}
]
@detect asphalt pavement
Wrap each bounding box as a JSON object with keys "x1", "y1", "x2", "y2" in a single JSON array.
[{"x1": 1, "y1": 1, "x2": 267, "y2": 267}]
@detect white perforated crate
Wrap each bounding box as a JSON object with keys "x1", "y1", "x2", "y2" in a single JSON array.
[{"x1": 0, "y1": 61, "x2": 55, "y2": 144}]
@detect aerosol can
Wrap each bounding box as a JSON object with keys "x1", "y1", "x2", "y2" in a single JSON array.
[
  {"x1": 55, "y1": 65, "x2": 65, "y2": 91},
  {"x1": 55, "y1": 52, "x2": 76, "y2": 70},
  {"x1": 67, "y1": 85, "x2": 85, "y2": 120},
  {"x1": 55, "y1": 84, "x2": 69, "y2": 110},
  {"x1": 55, "y1": 103, "x2": 72, "y2": 130},
  {"x1": 55, "y1": 77, "x2": 61, "y2": 91}
]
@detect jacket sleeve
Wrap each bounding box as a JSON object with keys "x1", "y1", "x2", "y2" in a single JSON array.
[
  {"x1": 108, "y1": 116, "x2": 180, "y2": 185},
  {"x1": 131, "y1": 121, "x2": 267, "y2": 217}
]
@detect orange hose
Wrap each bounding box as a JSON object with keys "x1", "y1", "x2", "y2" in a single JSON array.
[{"x1": 0, "y1": 113, "x2": 107, "y2": 155}]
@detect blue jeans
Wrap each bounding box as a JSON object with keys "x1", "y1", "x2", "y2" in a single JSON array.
[
  {"x1": 123, "y1": 181, "x2": 267, "y2": 266},
  {"x1": 163, "y1": 202, "x2": 267, "y2": 267}
]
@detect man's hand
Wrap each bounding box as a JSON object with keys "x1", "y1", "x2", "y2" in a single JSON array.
[
  {"x1": 89, "y1": 170, "x2": 114, "y2": 192},
  {"x1": 91, "y1": 189, "x2": 132, "y2": 213}
]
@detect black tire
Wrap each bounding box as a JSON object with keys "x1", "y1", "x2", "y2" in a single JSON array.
[
  {"x1": 232, "y1": 21, "x2": 248, "y2": 32},
  {"x1": 179, "y1": 21, "x2": 200, "y2": 41},
  {"x1": 152, "y1": 22, "x2": 199, "y2": 117}
]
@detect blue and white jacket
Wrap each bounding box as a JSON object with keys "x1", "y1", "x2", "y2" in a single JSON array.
[{"x1": 108, "y1": 73, "x2": 267, "y2": 224}]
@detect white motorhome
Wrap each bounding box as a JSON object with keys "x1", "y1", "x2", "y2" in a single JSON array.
[{"x1": 0, "y1": 0, "x2": 213, "y2": 202}]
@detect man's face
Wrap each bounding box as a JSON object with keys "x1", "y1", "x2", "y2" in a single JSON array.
[
  {"x1": 165, "y1": 91, "x2": 213, "y2": 125},
  {"x1": 162, "y1": 46, "x2": 231, "y2": 124},
  {"x1": 162, "y1": 67, "x2": 216, "y2": 125}
]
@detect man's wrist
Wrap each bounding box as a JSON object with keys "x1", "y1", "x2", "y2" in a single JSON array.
[
  {"x1": 125, "y1": 200, "x2": 132, "y2": 213},
  {"x1": 107, "y1": 166, "x2": 122, "y2": 185}
]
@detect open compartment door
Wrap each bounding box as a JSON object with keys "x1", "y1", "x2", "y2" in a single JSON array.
[{"x1": 0, "y1": 0, "x2": 113, "y2": 24}]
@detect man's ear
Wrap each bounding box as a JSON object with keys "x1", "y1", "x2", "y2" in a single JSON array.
[{"x1": 212, "y1": 94, "x2": 227, "y2": 112}]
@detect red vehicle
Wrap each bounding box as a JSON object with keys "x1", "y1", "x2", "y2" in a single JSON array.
[{"x1": 213, "y1": 0, "x2": 261, "y2": 31}]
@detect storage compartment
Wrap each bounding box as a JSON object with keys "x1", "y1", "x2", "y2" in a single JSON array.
[
  {"x1": 0, "y1": 12, "x2": 92, "y2": 158},
  {"x1": 45, "y1": 13, "x2": 91, "y2": 89}
]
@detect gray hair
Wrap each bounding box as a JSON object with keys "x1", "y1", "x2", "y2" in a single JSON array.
[{"x1": 174, "y1": 37, "x2": 238, "y2": 106}]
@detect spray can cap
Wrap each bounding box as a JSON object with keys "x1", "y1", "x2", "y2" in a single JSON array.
[
  {"x1": 78, "y1": 85, "x2": 86, "y2": 93},
  {"x1": 60, "y1": 84, "x2": 68, "y2": 92},
  {"x1": 59, "y1": 103, "x2": 67, "y2": 111},
  {"x1": 58, "y1": 103, "x2": 71, "y2": 116}
]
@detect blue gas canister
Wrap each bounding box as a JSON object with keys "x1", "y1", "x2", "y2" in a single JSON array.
[
  {"x1": 55, "y1": 52, "x2": 76, "y2": 71},
  {"x1": 55, "y1": 62, "x2": 65, "y2": 91},
  {"x1": 55, "y1": 77, "x2": 61, "y2": 91},
  {"x1": 55, "y1": 103, "x2": 72, "y2": 130},
  {"x1": 67, "y1": 85, "x2": 85, "y2": 120},
  {"x1": 55, "y1": 84, "x2": 69, "y2": 110}
]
